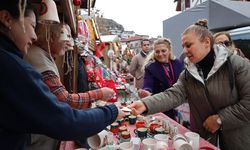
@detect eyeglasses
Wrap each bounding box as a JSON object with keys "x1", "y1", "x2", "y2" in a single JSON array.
[{"x1": 217, "y1": 40, "x2": 232, "y2": 47}]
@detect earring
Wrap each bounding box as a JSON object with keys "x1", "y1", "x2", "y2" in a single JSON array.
[{"x1": 8, "y1": 26, "x2": 12, "y2": 30}]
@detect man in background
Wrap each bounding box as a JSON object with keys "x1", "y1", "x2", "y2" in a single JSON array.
[{"x1": 129, "y1": 39, "x2": 151, "y2": 89}]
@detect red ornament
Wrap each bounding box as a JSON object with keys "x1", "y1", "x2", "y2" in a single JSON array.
[
  {"x1": 73, "y1": 0, "x2": 81, "y2": 6},
  {"x1": 39, "y1": 0, "x2": 48, "y2": 16},
  {"x1": 100, "y1": 42, "x2": 106, "y2": 50}
]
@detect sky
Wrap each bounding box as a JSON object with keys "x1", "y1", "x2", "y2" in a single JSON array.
[{"x1": 95, "y1": 0, "x2": 180, "y2": 38}]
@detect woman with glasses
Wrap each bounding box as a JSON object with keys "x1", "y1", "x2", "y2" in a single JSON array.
[
  {"x1": 128, "y1": 19, "x2": 250, "y2": 150},
  {"x1": 214, "y1": 31, "x2": 246, "y2": 58}
]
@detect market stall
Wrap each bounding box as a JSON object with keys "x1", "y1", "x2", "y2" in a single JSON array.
[{"x1": 26, "y1": 1, "x2": 221, "y2": 150}]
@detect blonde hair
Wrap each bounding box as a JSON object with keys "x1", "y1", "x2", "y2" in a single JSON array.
[
  {"x1": 35, "y1": 23, "x2": 65, "y2": 43},
  {"x1": 182, "y1": 19, "x2": 214, "y2": 48},
  {"x1": 213, "y1": 31, "x2": 232, "y2": 42},
  {"x1": 142, "y1": 38, "x2": 176, "y2": 71}
]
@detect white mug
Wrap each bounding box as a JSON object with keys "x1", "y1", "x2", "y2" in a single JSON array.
[
  {"x1": 154, "y1": 134, "x2": 169, "y2": 144},
  {"x1": 173, "y1": 134, "x2": 192, "y2": 150},
  {"x1": 156, "y1": 141, "x2": 168, "y2": 150},
  {"x1": 87, "y1": 130, "x2": 113, "y2": 149},
  {"x1": 162, "y1": 120, "x2": 170, "y2": 132},
  {"x1": 130, "y1": 137, "x2": 141, "y2": 150},
  {"x1": 184, "y1": 131, "x2": 200, "y2": 150},
  {"x1": 173, "y1": 140, "x2": 192, "y2": 150},
  {"x1": 142, "y1": 138, "x2": 157, "y2": 150},
  {"x1": 119, "y1": 142, "x2": 134, "y2": 150}
]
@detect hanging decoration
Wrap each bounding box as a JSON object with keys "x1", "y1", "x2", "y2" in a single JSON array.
[
  {"x1": 59, "y1": 25, "x2": 71, "y2": 41},
  {"x1": 38, "y1": 0, "x2": 60, "y2": 24},
  {"x1": 73, "y1": 0, "x2": 81, "y2": 6},
  {"x1": 95, "y1": 42, "x2": 105, "y2": 58},
  {"x1": 75, "y1": 39, "x2": 140, "y2": 102},
  {"x1": 39, "y1": 0, "x2": 48, "y2": 16}
]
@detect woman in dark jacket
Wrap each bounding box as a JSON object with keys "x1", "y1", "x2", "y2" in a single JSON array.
[{"x1": 0, "y1": 1, "x2": 123, "y2": 149}]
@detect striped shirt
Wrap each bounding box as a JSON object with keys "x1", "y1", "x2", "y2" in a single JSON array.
[{"x1": 42, "y1": 70, "x2": 103, "y2": 109}]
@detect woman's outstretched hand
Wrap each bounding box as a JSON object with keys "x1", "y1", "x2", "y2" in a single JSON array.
[{"x1": 127, "y1": 100, "x2": 147, "y2": 116}]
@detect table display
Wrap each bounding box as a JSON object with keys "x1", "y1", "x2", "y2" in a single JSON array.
[{"x1": 85, "y1": 112, "x2": 219, "y2": 150}]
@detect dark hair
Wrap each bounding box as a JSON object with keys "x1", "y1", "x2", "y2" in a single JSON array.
[
  {"x1": 182, "y1": 19, "x2": 214, "y2": 48},
  {"x1": 0, "y1": 0, "x2": 34, "y2": 19},
  {"x1": 141, "y1": 39, "x2": 150, "y2": 45},
  {"x1": 0, "y1": 0, "x2": 35, "y2": 33}
]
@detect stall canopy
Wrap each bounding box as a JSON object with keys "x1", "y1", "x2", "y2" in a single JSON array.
[
  {"x1": 229, "y1": 26, "x2": 250, "y2": 40},
  {"x1": 100, "y1": 35, "x2": 119, "y2": 43},
  {"x1": 163, "y1": 0, "x2": 250, "y2": 57}
]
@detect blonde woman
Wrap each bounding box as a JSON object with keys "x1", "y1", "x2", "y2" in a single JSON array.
[{"x1": 138, "y1": 38, "x2": 183, "y2": 120}]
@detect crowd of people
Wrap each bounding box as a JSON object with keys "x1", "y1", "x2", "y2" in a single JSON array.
[{"x1": 1, "y1": 0, "x2": 250, "y2": 150}]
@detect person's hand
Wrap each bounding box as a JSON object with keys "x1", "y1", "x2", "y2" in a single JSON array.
[
  {"x1": 127, "y1": 100, "x2": 147, "y2": 116},
  {"x1": 203, "y1": 114, "x2": 221, "y2": 133},
  {"x1": 101, "y1": 87, "x2": 115, "y2": 101},
  {"x1": 138, "y1": 89, "x2": 152, "y2": 98},
  {"x1": 115, "y1": 107, "x2": 126, "y2": 121}
]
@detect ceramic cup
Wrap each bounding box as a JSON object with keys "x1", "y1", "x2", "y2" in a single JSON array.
[
  {"x1": 162, "y1": 120, "x2": 170, "y2": 133},
  {"x1": 136, "y1": 115, "x2": 144, "y2": 121},
  {"x1": 117, "y1": 118, "x2": 126, "y2": 126},
  {"x1": 149, "y1": 123, "x2": 161, "y2": 134},
  {"x1": 154, "y1": 134, "x2": 169, "y2": 144},
  {"x1": 135, "y1": 121, "x2": 146, "y2": 129},
  {"x1": 184, "y1": 131, "x2": 200, "y2": 150},
  {"x1": 124, "y1": 112, "x2": 131, "y2": 121},
  {"x1": 119, "y1": 142, "x2": 134, "y2": 150},
  {"x1": 134, "y1": 127, "x2": 148, "y2": 139},
  {"x1": 156, "y1": 141, "x2": 168, "y2": 150},
  {"x1": 142, "y1": 138, "x2": 157, "y2": 150},
  {"x1": 120, "y1": 131, "x2": 131, "y2": 143},
  {"x1": 130, "y1": 137, "x2": 141, "y2": 150},
  {"x1": 155, "y1": 127, "x2": 165, "y2": 134},
  {"x1": 119, "y1": 126, "x2": 127, "y2": 133},
  {"x1": 173, "y1": 134, "x2": 192, "y2": 150},
  {"x1": 129, "y1": 115, "x2": 137, "y2": 125},
  {"x1": 87, "y1": 130, "x2": 113, "y2": 149},
  {"x1": 110, "y1": 122, "x2": 119, "y2": 135}
]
